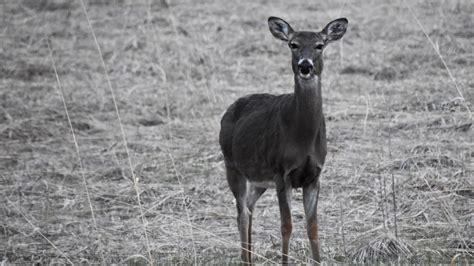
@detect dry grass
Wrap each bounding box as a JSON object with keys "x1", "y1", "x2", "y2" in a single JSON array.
[{"x1": 1, "y1": 0, "x2": 473, "y2": 264}]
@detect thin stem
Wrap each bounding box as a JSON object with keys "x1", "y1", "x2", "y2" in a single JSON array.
[{"x1": 79, "y1": 0, "x2": 152, "y2": 263}]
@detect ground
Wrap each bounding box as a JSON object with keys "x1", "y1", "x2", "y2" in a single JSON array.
[{"x1": 1, "y1": 0, "x2": 473, "y2": 264}]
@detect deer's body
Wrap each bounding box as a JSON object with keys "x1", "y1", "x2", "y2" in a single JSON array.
[
  {"x1": 220, "y1": 82, "x2": 326, "y2": 189},
  {"x1": 219, "y1": 16, "x2": 347, "y2": 264}
]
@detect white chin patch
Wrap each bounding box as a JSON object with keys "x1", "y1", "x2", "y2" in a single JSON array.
[{"x1": 299, "y1": 73, "x2": 312, "y2": 79}]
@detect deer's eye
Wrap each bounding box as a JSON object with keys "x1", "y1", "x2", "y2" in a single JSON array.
[
  {"x1": 289, "y1": 42, "x2": 299, "y2": 49},
  {"x1": 315, "y1": 44, "x2": 324, "y2": 50}
]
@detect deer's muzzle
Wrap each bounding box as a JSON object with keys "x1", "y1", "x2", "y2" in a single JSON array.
[{"x1": 297, "y1": 59, "x2": 314, "y2": 78}]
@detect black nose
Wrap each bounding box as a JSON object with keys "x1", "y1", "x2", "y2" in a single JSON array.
[{"x1": 298, "y1": 60, "x2": 313, "y2": 75}]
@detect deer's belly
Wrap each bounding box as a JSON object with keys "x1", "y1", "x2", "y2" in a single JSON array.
[
  {"x1": 249, "y1": 180, "x2": 276, "y2": 188},
  {"x1": 237, "y1": 161, "x2": 276, "y2": 183}
]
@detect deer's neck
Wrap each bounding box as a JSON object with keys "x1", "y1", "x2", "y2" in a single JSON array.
[{"x1": 290, "y1": 75, "x2": 324, "y2": 142}]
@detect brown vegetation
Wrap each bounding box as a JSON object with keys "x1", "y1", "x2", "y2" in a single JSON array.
[{"x1": 1, "y1": 0, "x2": 472, "y2": 264}]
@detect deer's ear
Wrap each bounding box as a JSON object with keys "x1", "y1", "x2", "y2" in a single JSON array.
[
  {"x1": 268, "y1": 17, "x2": 294, "y2": 42},
  {"x1": 321, "y1": 18, "x2": 348, "y2": 43}
]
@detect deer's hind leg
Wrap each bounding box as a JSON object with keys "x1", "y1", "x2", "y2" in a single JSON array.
[
  {"x1": 225, "y1": 165, "x2": 251, "y2": 263},
  {"x1": 246, "y1": 185, "x2": 267, "y2": 263}
]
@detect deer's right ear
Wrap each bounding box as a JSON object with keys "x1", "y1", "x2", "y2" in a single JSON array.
[
  {"x1": 268, "y1": 17, "x2": 294, "y2": 42},
  {"x1": 321, "y1": 18, "x2": 348, "y2": 43}
]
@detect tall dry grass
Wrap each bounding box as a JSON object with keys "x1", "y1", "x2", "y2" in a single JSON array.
[{"x1": 1, "y1": 0, "x2": 472, "y2": 264}]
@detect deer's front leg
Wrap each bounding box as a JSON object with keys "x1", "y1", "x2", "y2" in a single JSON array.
[
  {"x1": 303, "y1": 179, "x2": 321, "y2": 263},
  {"x1": 276, "y1": 180, "x2": 292, "y2": 264}
]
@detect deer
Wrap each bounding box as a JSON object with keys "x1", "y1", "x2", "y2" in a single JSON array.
[{"x1": 219, "y1": 16, "x2": 348, "y2": 264}]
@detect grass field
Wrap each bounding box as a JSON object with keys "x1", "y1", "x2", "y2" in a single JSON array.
[{"x1": 1, "y1": 0, "x2": 473, "y2": 264}]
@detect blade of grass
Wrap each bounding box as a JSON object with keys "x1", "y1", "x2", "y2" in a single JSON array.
[
  {"x1": 10, "y1": 203, "x2": 74, "y2": 265},
  {"x1": 400, "y1": 0, "x2": 472, "y2": 119},
  {"x1": 79, "y1": 0, "x2": 152, "y2": 263},
  {"x1": 146, "y1": 1, "x2": 197, "y2": 263},
  {"x1": 45, "y1": 37, "x2": 105, "y2": 263}
]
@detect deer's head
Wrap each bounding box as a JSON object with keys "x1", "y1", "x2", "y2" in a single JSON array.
[{"x1": 268, "y1": 17, "x2": 348, "y2": 79}]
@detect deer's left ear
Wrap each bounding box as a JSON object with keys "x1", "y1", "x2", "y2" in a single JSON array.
[
  {"x1": 321, "y1": 18, "x2": 348, "y2": 43},
  {"x1": 268, "y1": 16, "x2": 294, "y2": 42}
]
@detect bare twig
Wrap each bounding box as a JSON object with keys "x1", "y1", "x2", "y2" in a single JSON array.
[
  {"x1": 10, "y1": 203, "x2": 74, "y2": 265},
  {"x1": 146, "y1": 1, "x2": 197, "y2": 262},
  {"x1": 379, "y1": 175, "x2": 387, "y2": 232},
  {"x1": 79, "y1": 0, "x2": 152, "y2": 263},
  {"x1": 45, "y1": 37, "x2": 104, "y2": 263},
  {"x1": 401, "y1": 0, "x2": 472, "y2": 118},
  {"x1": 163, "y1": 0, "x2": 216, "y2": 105},
  {"x1": 391, "y1": 173, "x2": 398, "y2": 239},
  {"x1": 339, "y1": 199, "x2": 347, "y2": 255},
  {"x1": 400, "y1": 3, "x2": 470, "y2": 249},
  {"x1": 387, "y1": 106, "x2": 399, "y2": 239},
  {"x1": 363, "y1": 96, "x2": 370, "y2": 136}
]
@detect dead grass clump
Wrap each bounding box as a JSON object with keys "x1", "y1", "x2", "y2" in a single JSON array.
[
  {"x1": 0, "y1": 120, "x2": 59, "y2": 142},
  {"x1": 99, "y1": 167, "x2": 125, "y2": 180},
  {"x1": 440, "y1": 98, "x2": 471, "y2": 113},
  {"x1": 410, "y1": 143, "x2": 434, "y2": 154},
  {"x1": 389, "y1": 49, "x2": 435, "y2": 73},
  {"x1": 0, "y1": 108, "x2": 13, "y2": 124},
  {"x1": 22, "y1": 0, "x2": 74, "y2": 11},
  {"x1": 452, "y1": 122, "x2": 472, "y2": 132},
  {"x1": 374, "y1": 66, "x2": 400, "y2": 81},
  {"x1": 349, "y1": 233, "x2": 414, "y2": 263},
  {"x1": 137, "y1": 116, "x2": 165, "y2": 127},
  {"x1": 395, "y1": 154, "x2": 464, "y2": 170},
  {"x1": 71, "y1": 120, "x2": 92, "y2": 131},
  {"x1": 426, "y1": 117, "x2": 472, "y2": 132},
  {"x1": 447, "y1": 239, "x2": 473, "y2": 250},
  {"x1": 229, "y1": 38, "x2": 277, "y2": 58},
  {"x1": 1, "y1": 61, "x2": 53, "y2": 81},
  {"x1": 421, "y1": 99, "x2": 471, "y2": 114},
  {"x1": 339, "y1": 65, "x2": 372, "y2": 76}
]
